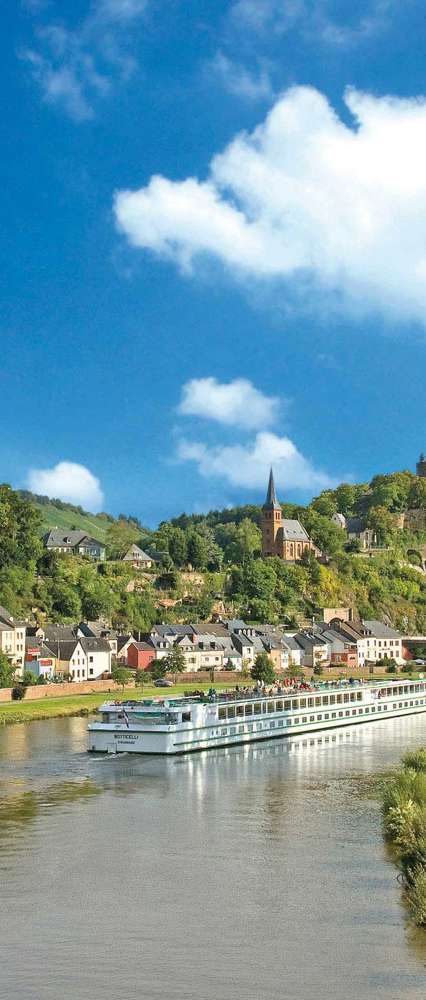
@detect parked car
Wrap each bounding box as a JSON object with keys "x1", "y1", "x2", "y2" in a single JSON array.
[{"x1": 154, "y1": 678, "x2": 173, "y2": 687}]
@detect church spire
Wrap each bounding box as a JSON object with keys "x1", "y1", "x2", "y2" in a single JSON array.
[{"x1": 264, "y1": 467, "x2": 279, "y2": 509}]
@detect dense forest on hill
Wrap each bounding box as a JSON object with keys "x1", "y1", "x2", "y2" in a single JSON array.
[{"x1": 2, "y1": 470, "x2": 426, "y2": 632}]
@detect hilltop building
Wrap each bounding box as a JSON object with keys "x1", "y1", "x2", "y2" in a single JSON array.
[
  {"x1": 417, "y1": 453, "x2": 426, "y2": 478},
  {"x1": 261, "y1": 469, "x2": 319, "y2": 562},
  {"x1": 44, "y1": 529, "x2": 105, "y2": 561}
]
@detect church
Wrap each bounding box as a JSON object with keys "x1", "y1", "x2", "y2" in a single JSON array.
[{"x1": 261, "y1": 469, "x2": 320, "y2": 562}]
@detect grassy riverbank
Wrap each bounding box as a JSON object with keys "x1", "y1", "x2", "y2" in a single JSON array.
[
  {"x1": 0, "y1": 682, "x2": 235, "y2": 726},
  {"x1": 382, "y1": 748, "x2": 426, "y2": 926}
]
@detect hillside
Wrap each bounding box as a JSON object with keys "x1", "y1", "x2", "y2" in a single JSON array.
[
  {"x1": 18, "y1": 492, "x2": 117, "y2": 543},
  {"x1": 1, "y1": 468, "x2": 426, "y2": 633}
]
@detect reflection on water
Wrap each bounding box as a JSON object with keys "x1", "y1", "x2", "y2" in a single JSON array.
[{"x1": 0, "y1": 714, "x2": 426, "y2": 999}]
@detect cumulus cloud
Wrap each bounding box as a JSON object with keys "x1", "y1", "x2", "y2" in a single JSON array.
[
  {"x1": 27, "y1": 461, "x2": 104, "y2": 511},
  {"x1": 114, "y1": 85, "x2": 426, "y2": 326},
  {"x1": 178, "y1": 377, "x2": 280, "y2": 430},
  {"x1": 177, "y1": 432, "x2": 334, "y2": 492},
  {"x1": 21, "y1": 0, "x2": 147, "y2": 120}
]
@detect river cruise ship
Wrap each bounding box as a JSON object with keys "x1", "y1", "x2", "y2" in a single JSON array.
[{"x1": 88, "y1": 677, "x2": 426, "y2": 755}]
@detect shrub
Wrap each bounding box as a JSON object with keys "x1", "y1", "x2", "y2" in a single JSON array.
[
  {"x1": 11, "y1": 685, "x2": 25, "y2": 701},
  {"x1": 406, "y1": 866, "x2": 426, "y2": 926},
  {"x1": 403, "y1": 749, "x2": 426, "y2": 773}
]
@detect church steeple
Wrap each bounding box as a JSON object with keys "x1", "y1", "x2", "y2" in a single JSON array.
[
  {"x1": 263, "y1": 467, "x2": 280, "y2": 509},
  {"x1": 261, "y1": 468, "x2": 282, "y2": 556}
]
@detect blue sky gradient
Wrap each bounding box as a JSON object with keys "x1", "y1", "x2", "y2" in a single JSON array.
[{"x1": 1, "y1": 0, "x2": 425, "y2": 524}]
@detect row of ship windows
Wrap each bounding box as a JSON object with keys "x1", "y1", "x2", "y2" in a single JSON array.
[
  {"x1": 210, "y1": 699, "x2": 425, "y2": 736},
  {"x1": 217, "y1": 685, "x2": 425, "y2": 721}
]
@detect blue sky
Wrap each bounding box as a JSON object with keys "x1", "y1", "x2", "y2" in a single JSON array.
[{"x1": 2, "y1": 0, "x2": 426, "y2": 525}]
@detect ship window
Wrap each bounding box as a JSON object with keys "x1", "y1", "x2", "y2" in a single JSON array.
[
  {"x1": 218, "y1": 707, "x2": 226, "y2": 720},
  {"x1": 322, "y1": 696, "x2": 329, "y2": 706},
  {"x1": 278, "y1": 720, "x2": 284, "y2": 727},
  {"x1": 357, "y1": 692, "x2": 362, "y2": 701},
  {"x1": 292, "y1": 699, "x2": 299, "y2": 710},
  {"x1": 236, "y1": 705, "x2": 244, "y2": 717},
  {"x1": 317, "y1": 714, "x2": 322, "y2": 721},
  {"x1": 227, "y1": 706, "x2": 235, "y2": 719},
  {"x1": 239, "y1": 725, "x2": 244, "y2": 733},
  {"x1": 308, "y1": 698, "x2": 314, "y2": 708},
  {"x1": 254, "y1": 703, "x2": 261, "y2": 715},
  {"x1": 284, "y1": 700, "x2": 292, "y2": 710},
  {"x1": 244, "y1": 703, "x2": 253, "y2": 716},
  {"x1": 315, "y1": 697, "x2": 321, "y2": 707},
  {"x1": 329, "y1": 695, "x2": 336, "y2": 705},
  {"x1": 324, "y1": 713, "x2": 329, "y2": 720},
  {"x1": 336, "y1": 695, "x2": 342, "y2": 704},
  {"x1": 377, "y1": 706, "x2": 382, "y2": 712},
  {"x1": 270, "y1": 721, "x2": 275, "y2": 728},
  {"x1": 276, "y1": 700, "x2": 283, "y2": 711},
  {"x1": 352, "y1": 709, "x2": 356, "y2": 715},
  {"x1": 344, "y1": 693, "x2": 349, "y2": 703},
  {"x1": 338, "y1": 711, "x2": 343, "y2": 717},
  {"x1": 267, "y1": 701, "x2": 274, "y2": 713},
  {"x1": 182, "y1": 712, "x2": 191, "y2": 722},
  {"x1": 350, "y1": 693, "x2": 356, "y2": 702},
  {"x1": 365, "y1": 708, "x2": 369, "y2": 714},
  {"x1": 310, "y1": 715, "x2": 315, "y2": 722},
  {"x1": 302, "y1": 716, "x2": 307, "y2": 723},
  {"x1": 332, "y1": 712, "x2": 336, "y2": 719},
  {"x1": 230, "y1": 726, "x2": 236, "y2": 735},
  {"x1": 345, "y1": 710, "x2": 350, "y2": 717},
  {"x1": 299, "y1": 698, "x2": 306, "y2": 708}
]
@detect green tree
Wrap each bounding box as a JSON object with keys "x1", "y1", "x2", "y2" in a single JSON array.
[
  {"x1": 106, "y1": 519, "x2": 142, "y2": 560},
  {"x1": 149, "y1": 659, "x2": 167, "y2": 680},
  {"x1": 0, "y1": 652, "x2": 14, "y2": 688},
  {"x1": 168, "y1": 528, "x2": 188, "y2": 567},
  {"x1": 251, "y1": 652, "x2": 275, "y2": 685},
  {"x1": 367, "y1": 506, "x2": 396, "y2": 544},
  {"x1": 161, "y1": 644, "x2": 186, "y2": 681},
  {"x1": 111, "y1": 665, "x2": 133, "y2": 690}
]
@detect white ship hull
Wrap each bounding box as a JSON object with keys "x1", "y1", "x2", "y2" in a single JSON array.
[{"x1": 88, "y1": 679, "x2": 426, "y2": 755}]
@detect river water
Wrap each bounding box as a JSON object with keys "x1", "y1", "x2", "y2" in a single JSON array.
[{"x1": 1, "y1": 715, "x2": 426, "y2": 1000}]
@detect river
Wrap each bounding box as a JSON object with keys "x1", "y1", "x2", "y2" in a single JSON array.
[{"x1": 1, "y1": 714, "x2": 426, "y2": 1000}]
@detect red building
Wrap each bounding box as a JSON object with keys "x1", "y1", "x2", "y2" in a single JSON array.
[{"x1": 127, "y1": 642, "x2": 155, "y2": 671}]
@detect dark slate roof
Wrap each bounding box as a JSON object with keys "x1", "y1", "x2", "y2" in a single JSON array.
[
  {"x1": 280, "y1": 520, "x2": 310, "y2": 542},
  {"x1": 295, "y1": 631, "x2": 328, "y2": 649},
  {"x1": 117, "y1": 634, "x2": 133, "y2": 652},
  {"x1": 122, "y1": 545, "x2": 153, "y2": 562},
  {"x1": 44, "y1": 530, "x2": 104, "y2": 548},
  {"x1": 362, "y1": 620, "x2": 401, "y2": 639},
  {"x1": 263, "y1": 468, "x2": 280, "y2": 509},
  {"x1": 80, "y1": 638, "x2": 111, "y2": 654}
]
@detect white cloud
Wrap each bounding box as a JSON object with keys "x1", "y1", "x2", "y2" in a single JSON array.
[
  {"x1": 114, "y1": 85, "x2": 426, "y2": 326},
  {"x1": 229, "y1": 0, "x2": 395, "y2": 46},
  {"x1": 178, "y1": 377, "x2": 280, "y2": 430},
  {"x1": 209, "y1": 51, "x2": 273, "y2": 101},
  {"x1": 22, "y1": 0, "x2": 147, "y2": 120},
  {"x1": 177, "y1": 432, "x2": 334, "y2": 492},
  {"x1": 27, "y1": 461, "x2": 104, "y2": 511}
]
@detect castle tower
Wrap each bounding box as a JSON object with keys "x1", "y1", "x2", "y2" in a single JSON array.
[
  {"x1": 417, "y1": 453, "x2": 426, "y2": 478},
  {"x1": 261, "y1": 468, "x2": 282, "y2": 557}
]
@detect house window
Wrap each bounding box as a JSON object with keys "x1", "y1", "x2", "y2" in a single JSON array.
[{"x1": 89, "y1": 655, "x2": 94, "y2": 663}]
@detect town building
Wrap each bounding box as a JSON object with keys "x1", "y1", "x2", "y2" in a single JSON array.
[
  {"x1": 122, "y1": 544, "x2": 153, "y2": 569},
  {"x1": 44, "y1": 530, "x2": 106, "y2": 561},
  {"x1": 127, "y1": 641, "x2": 156, "y2": 671},
  {"x1": 0, "y1": 606, "x2": 26, "y2": 675},
  {"x1": 261, "y1": 469, "x2": 319, "y2": 561}
]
